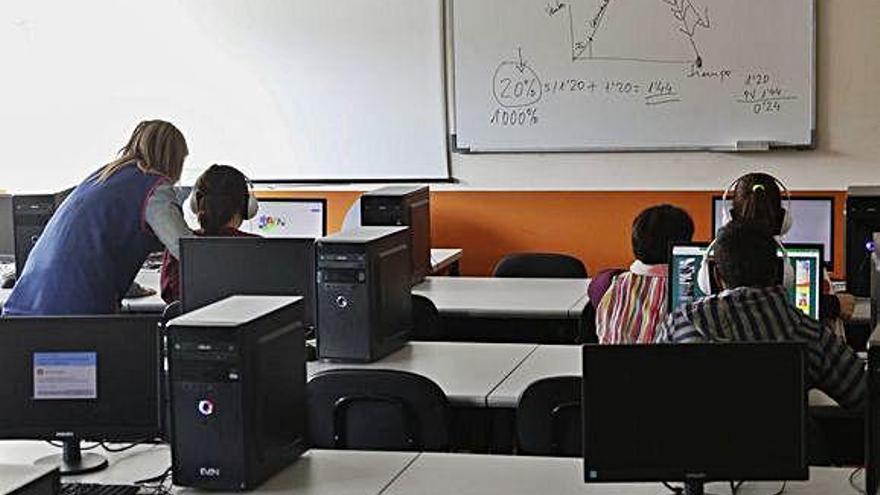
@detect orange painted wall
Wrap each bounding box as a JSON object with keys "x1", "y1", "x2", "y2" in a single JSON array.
[{"x1": 258, "y1": 190, "x2": 847, "y2": 278}]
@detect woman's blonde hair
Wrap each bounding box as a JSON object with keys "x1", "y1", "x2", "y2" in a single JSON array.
[{"x1": 95, "y1": 120, "x2": 188, "y2": 183}]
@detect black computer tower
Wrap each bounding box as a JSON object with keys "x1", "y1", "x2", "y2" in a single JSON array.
[
  {"x1": 846, "y1": 187, "x2": 880, "y2": 296},
  {"x1": 12, "y1": 189, "x2": 71, "y2": 275},
  {"x1": 167, "y1": 295, "x2": 307, "y2": 491},
  {"x1": 361, "y1": 185, "x2": 430, "y2": 285},
  {"x1": 317, "y1": 226, "x2": 412, "y2": 362}
]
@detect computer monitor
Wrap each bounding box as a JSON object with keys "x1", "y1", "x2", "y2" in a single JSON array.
[
  {"x1": 866, "y1": 321, "x2": 880, "y2": 495},
  {"x1": 0, "y1": 315, "x2": 162, "y2": 475},
  {"x1": 668, "y1": 242, "x2": 823, "y2": 320},
  {"x1": 583, "y1": 343, "x2": 807, "y2": 495},
  {"x1": 180, "y1": 237, "x2": 317, "y2": 331},
  {"x1": 0, "y1": 194, "x2": 13, "y2": 262},
  {"x1": 240, "y1": 199, "x2": 327, "y2": 239},
  {"x1": 712, "y1": 196, "x2": 834, "y2": 264}
]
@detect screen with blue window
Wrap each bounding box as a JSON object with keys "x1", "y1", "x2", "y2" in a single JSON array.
[
  {"x1": 32, "y1": 352, "x2": 97, "y2": 400},
  {"x1": 669, "y1": 243, "x2": 823, "y2": 320}
]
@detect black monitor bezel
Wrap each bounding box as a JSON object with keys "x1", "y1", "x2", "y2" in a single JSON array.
[
  {"x1": 0, "y1": 315, "x2": 162, "y2": 442},
  {"x1": 245, "y1": 197, "x2": 328, "y2": 237},
  {"x1": 582, "y1": 342, "x2": 809, "y2": 484},
  {"x1": 711, "y1": 195, "x2": 835, "y2": 266}
]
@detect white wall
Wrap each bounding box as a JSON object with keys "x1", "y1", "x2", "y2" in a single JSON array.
[
  {"x1": 3, "y1": 1, "x2": 876, "y2": 194},
  {"x1": 445, "y1": 0, "x2": 880, "y2": 191}
]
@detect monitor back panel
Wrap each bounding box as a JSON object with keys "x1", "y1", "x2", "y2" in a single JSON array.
[
  {"x1": 583, "y1": 343, "x2": 807, "y2": 483},
  {"x1": 180, "y1": 237, "x2": 317, "y2": 330}
]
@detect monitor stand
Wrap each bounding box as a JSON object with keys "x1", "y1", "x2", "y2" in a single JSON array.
[{"x1": 34, "y1": 438, "x2": 109, "y2": 476}]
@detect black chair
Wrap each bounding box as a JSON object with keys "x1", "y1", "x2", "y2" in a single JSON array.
[
  {"x1": 411, "y1": 294, "x2": 443, "y2": 340},
  {"x1": 308, "y1": 369, "x2": 451, "y2": 451},
  {"x1": 492, "y1": 253, "x2": 588, "y2": 279},
  {"x1": 516, "y1": 376, "x2": 582, "y2": 456}
]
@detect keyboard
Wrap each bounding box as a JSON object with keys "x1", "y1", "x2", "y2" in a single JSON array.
[{"x1": 60, "y1": 482, "x2": 141, "y2": 495}]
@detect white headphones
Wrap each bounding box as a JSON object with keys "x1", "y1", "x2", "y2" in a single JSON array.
[
  {"x1": 720, "y1": 175, "x2": 793, "y2": 236},
  {"x1": 699, "y1": 174, "x2": 795, "y2": 294},
  {"x1": 187, "y1": 168, "x2": 258, "y2": 221}
]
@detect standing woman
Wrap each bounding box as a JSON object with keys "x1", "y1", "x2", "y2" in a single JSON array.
[{"x1": 3, "y1": 120, "x2": 193, "y2": 315}]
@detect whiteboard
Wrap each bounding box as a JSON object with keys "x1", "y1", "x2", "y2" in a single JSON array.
[
  {"x1": 0, "y1": 0, "x2": 448, "y2": 192},
  {"x1": 451, "y1": 0, "x2": 815, "y2": 152}
]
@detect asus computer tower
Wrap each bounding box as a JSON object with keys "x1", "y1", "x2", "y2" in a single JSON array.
[
  {"x1": 12, "y1": 189, "x2": 71, "y2": 275},
  {"x1": 167, "y1": 295, "x2": 307, "y2": 491},
  {"x1": 847, "y1": 187, "x2": 880, "y2": 296},
  {"x1": 361, "y1": 186, "x2": 431, "y2": 285},
  {"x1": 317, "y1": 226, "x2": 412, "y2": 362}
]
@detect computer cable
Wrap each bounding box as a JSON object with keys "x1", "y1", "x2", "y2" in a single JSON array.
[
  {"x1": 662, "y1": 481, "x2": 683, "y2": 494},
  {"x1": 134, "y1": 465, "x2": 173, "y2": 495},
  {"x1": 730, "y1": 480, "x2": 744, "y2": 493},
  {"x1": 849, "y1": 467, "x2": 866, "y2": 494},
  {"x1": 769, "y1": 481, "x2": 787, "y2": 495},
  {"x1": 99, "y1": 439, "x2": 158, "y2": 453},
  {"x1": 46, "y1": 441, "x2": 101, "y2": 451}
]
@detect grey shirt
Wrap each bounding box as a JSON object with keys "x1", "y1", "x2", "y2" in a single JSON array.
[{"x1": 144, "y1": 183, "x2": 191, "y2": 260}]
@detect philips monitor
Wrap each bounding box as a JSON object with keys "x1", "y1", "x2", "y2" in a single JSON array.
[
  {"x1": 583, "y1": 343, "x2": 808, "y2": 495},
  {"x1": 180, "y1": 237, "x2": 317, "y2": 331},
  {"x1": 668, "y1": 243, "x2": 823, "y2": 320},
  {"x1": 712, "y1": 196, "x2": 834, "y2": 264},
  {"x1": 0, "y1": 315, "x2": 162, "y2": 475},
  {"x1": 240, "y1": 199, "x2": 327, "y2": 239}
]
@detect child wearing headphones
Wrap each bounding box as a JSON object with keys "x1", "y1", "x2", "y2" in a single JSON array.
[
  {"x1": 655, "y1": 220, "x2": 865, "y2": 410},
  {"x1": 160, "y1": 164, "x2": 259, "y2": 303},
  {"x1": 593, "y1": 204, "x2": 695, "y2": 344},
  {"x1": 722, "y1": 172, "x2": 854, "y2": 334}
]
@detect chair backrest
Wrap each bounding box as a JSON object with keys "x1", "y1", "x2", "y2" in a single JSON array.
[
  {"x1": 411, "y1": 294, "x2": 443, "y2": 340},
  {"x1": 516, "y1": 376, "x2": 582, "y2": 456},
  {"x1": 492, "y1": 253, "x2": 588, "y2": 279},
  {"x1": 308, "y1": 369, "x2": 450, "y2": 451}
]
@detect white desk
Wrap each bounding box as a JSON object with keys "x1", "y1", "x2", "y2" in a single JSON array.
[
  {"x1": 488, "y1": 345, "x2": 846, "y2": 410},
  {"x1": 488, "y1": 345, "x2": 581, "y2": 408},
  {"x1": 0, "y1": 442, "x2": 418, "y2": 495},
  {"x1": 412, "y1": 277, "x2": 590, "y2": 319},
  {"x1": 383, "y1": 452, "x2": 857, "y2": 495},
  {"x1": 308, "y1": 342, "x2": 538, "y2": 407},
  {"x1": 430, "y1": 248, "x2": 463, "y2": 275}
]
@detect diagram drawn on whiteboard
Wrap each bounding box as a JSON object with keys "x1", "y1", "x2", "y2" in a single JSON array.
[{"x1": 547, "y1": 0, "x2": 710, "y2": 67}]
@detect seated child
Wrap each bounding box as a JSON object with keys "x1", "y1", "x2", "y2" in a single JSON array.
[
  {"x1": 160, "y1": 164, "x2": 258, "y2": 303},
  {"x1": 655, "y1": 220, "x2": 865, "y2": 410},
  {"x1": 594, "y1": 204, "x2": 694, "y2": 344}
]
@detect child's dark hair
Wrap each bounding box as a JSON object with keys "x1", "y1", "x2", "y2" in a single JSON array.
[
  {"x1": 631, "y1": 204, "x2": 695, "y2": 265},
  {"x1": 714, "y1": 220, "x2": 780, "y2": 288},
  {"x1": 193, "y1": 164, "x2": 249, "y2": 235},
  {"x1": 730, "y1": 172, "x2": 785, "y2": 238}
]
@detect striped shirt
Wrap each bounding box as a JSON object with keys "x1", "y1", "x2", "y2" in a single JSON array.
[
  {"x1": 656, "y1": 285, "x2": 865, "y2": 409},
  {"x1": 596, "y1": 261, "x2": 668, "y2": 344}
]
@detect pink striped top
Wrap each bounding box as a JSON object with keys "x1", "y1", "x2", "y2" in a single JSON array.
[{"x1": 595, "y1": 261, "x2": 669, "y2": 345}]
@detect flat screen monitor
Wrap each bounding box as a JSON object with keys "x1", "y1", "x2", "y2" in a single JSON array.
[
  {"x1": 0, "y1": 315, "x2": 162, "y2": 474},
  {"x1": 668, "y1": 243, "x2": 823, "y2": 320},
  {"x1": 240, "y1": 199, "x2": 327, "y2": 239},
  {"x1": 583, "y1": 343, "x2": 807, "y2": 494},
  {"x1": 712, "y1": 196, "x2": 834, "y2": 264},
  {"x1": 180, "y1": 237, "x2": 317, "y2": 331},
  {"x1": 867, "y1": 322, "x2": 880, "y2": 495},
  {"x1": 0, "y1": 194, "x2": 12, "y2": 261}
]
